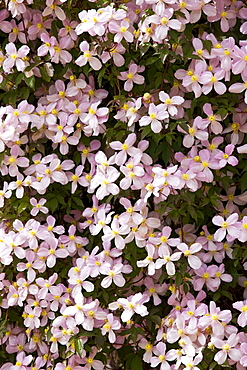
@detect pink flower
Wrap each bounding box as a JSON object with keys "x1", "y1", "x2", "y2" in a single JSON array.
[
  {"x1": 100, "y1": 262, "x2": 126, "y2": 288},
  {"x1": 3, "y1": 42, "x2": 29, "y2": 72},
  {"x1": 110, "y1": 133, "x2": 140, "y2": 166},
  {"x1": 0, "y1": 182, "x2": 12, "y2": 208},
  {"x1": 101, "y1": 313, "x2": 121, "y2": 343},
  {"x1": 139, "y1": 103, "x2": 168, "y2": 133},
  {"x1": 109, "y1": 20, "x2": 133, "y2": 43},
  {"x1": 10, "y1": 351, "x2": 32, "y2": 370},
  {"x1": 214, "y1": 144, "x2": 238, "y2": 168},
  {"x1": 212, "y1": 334, "x2": 241, "y2": 365},
  {"x1": 91, "y1": 166, "x2": 120, "y2": 200},
  {"x1": 109, "y1": 292, "x2": 149, "y2": 322},
  {"x1": 30, "y1": 198, "x2": 48, "y2": 216},
  {"x1": 199, "y1": 70, "x2": 226, "y2": 95},
  {"x1": 177, "y1": 242, "x2": 202, "y2": 269},
  {"x1": 212, "y1": 213, "x2": 239, "y2": 241},
  {"x1": 159, "y1": 91, "x2": 184, "y2": 116},
  {"x1": 151, "y1": 342, "x2": 177, "y2": 370},
  {"x1": 199, "y1": 301, "x2": 232, "y2": 336},
  {"x1": 75, "y1": 41, "x2": 102, "y2": 70},
  {"x1": 118, "y1": 63, "x2": 145, "y2": 91},
  {"x1": 233, "y1": 300, "x2": 247, "y2": 327}
]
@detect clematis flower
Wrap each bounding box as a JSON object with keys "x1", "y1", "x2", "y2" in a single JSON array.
[
  {"x1": 211, "y1": 334, "x2": 241, "y2": 365},
  {"x1": 177, "y1": 242, "x2": 202, "y2": 269},
  {"x1": 118, "y1": 63, "x2": 145, "y2": 91},
  {"x1": 75, "y1": 41, "x2": 102, "y2": 70},
  {"x1": 3, "y1": 42, "x2": 29, "y2": 72},
  {"x1": 101, "y1": 313, "x2": 121, "y2": 343},
  {"x1": 139, "y1": 103, "x2": 168, "y2": 133},
  {"x1": 212, "y1": 213, "x2": 239, "y2": 241}
]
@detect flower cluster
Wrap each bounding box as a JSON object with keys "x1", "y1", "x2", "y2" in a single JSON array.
[{"x1": 0, "y1": 0, "x2": 247, "y2": 369}]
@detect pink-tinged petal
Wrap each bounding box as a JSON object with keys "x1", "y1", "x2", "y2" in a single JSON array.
[
  {"x1": 132, "y1": 75, "x2": 145, "y2": 85},
  {"x1": 238, "y1": 312, "x2": 247, "y2": 327},
  {"x1": 188, "y1": 255, "x2": 202, "y2": 269},
  {"x1": 183, "y1": 135, "x2": 194, "y2": 148},
  {"x1": 212, "y1": 215, "x2": 224, "y2": 226},
  {"x1": 89, "y1": 57, "x2": 102, "y2": 71},
  {"x1": 101, "y1": 276, "x2": 112, "y2": 288},
  {"x1": 190, "y1": 243, "x2": 202, "y2": 253},
  {"x1": 75, "y1": 55, "x2": 87, "y2": 66},
  {"x1": 5, "y1": 42, "x2": 16, "y2": 55},
  {"x1": 229, "y1": 349, "x2": 241, "y2": 362},
  {"x1": 121, "y1": 309, "x2": 133, "y2": 322},
  {"x1": 214, "y1": 82, "x2": 226, "y2": 95},
  {"x1": 229, "y1": 83, "x2": 246, "y2": 93},
  {"x1": 139, "y1": 116, "x2": 151, "y2": 127},
  {"x1": 124, "y1": 79, "x2": 133, "y2": 91},
  {"x1": 214, "y1": 228, "x2": 226, "y2": 242},
  {"x1": 113, "y1": 274, "x2": 125, "y2": 287},
  {"x1": 211, "y1": 121, "x2": 223, "y2": 134},
  {"x1": 214, "y1": 349, "x2": 226, "y2": 364},
  {"x1": 91, "y1": 360, "x2": 103, "y2": 370},
  {"x1": 151, "y1": 120, "x2": 162, "y2": 133},
  {"x1": 226, "y1": 213, "x2": 239, "y2": 224},
  {"x1": 166, "y1": 261, "x2": 175, "y2": 275}
]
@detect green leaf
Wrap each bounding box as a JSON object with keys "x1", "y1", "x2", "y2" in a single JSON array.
[
  {"x1": 240, "y1": 171, "x2": 247, "y2": 192},
  {"x1": 40, "y1": 66, "x2": 51, "y2": 82},
  {"x1": 131, "y1": 355, "x2": 143, "y2": 370},
  {"x1": 74, "y1": 338, "x2": 84, "y2": 357},
  {"x1": 151, "y1": 315, "x2": 161, "y2": 326},
  {"x1": 51, "y1": 20, "x2": 59, "y2": 39},
  {"x1": 178, "y1": 122, "x2": 189, "y2": 133},
  {"x1": 145, "y1": 56, "x2": 159, "y2": 65},
  {"x1": 24, "y1": 75, "x2": 35, "y2": 90},
  {"x1": 18, "y1": 202, "x2": 28, "y2": 214},
  {"x1": 19, "y1": 87, "x2": 30, "y2": 100},
  {"x1": 203, "y1": 39, "x2": 213, "y2": 53},
  {"x1": 46, "y1": 198, "x2": 58, "y2": 213},
  {"x1": 25, "y1": 60, "x2": 43, "y2": 72},
  {"x1": 209, "y1": 362, "x2": 217, "y2": 370},
  {"x1": 213, "y1": 291, "x2": 221, "y2": 301},
  {"x1": 175, "y1": 273, "x2": 183, "y2": 286},
  {"x1": 15, "y1": 73, "x2": 24, "y2": 86}
]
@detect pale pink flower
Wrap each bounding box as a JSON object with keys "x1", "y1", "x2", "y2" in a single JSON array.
[
  {"x1": 91, "y1": 166, "x2": 120, "y2": 200},
  {"x1": 101, "y1": 313, "x2": 121, "y2": 343},
  {"x1": 199, "y1": 69, "x2": 226, "y2": 95},
  {"x1": 118, "y1": 63, "x2": 145, "y2": 91},
  {"x1": 214, "y1": 144, "x2": 238, "y2": 168},
  {"x1": 110, "y1": 133, "x2": 140, "y2": 166},
  {"x1": 10, "y1": 351, "x2": 32, "y2": 370},
  {"x1": 199, "y1": 301, "x2": 232, "y2": 336},
  {"x1": 109, "y1": 292, "x2": 149, "y2": 322},
  {"x1": 137, "y1": 244, "x2": 156, "y2": 275},
  {"x1": 3, "y1": 42, "x2": 29, "y2": 72},
  {"x1": 109, "y1": 20, "x2": 133, "y2": 43},
  {"x1": 151, "y1": 342, "x2": 177, "y2": 370},
  {"x1": 82, "y1": 347, "x2": 104, "y2": 370},
  {"x1": 159, "y1": 91, "x2": 184, "y2": 116},
  {"x1": 102, "y1": 217, "x2": 129, "y2": 250},
  {"x1": 229, "y1": 76, "x2": 247, "y2": 104},
  {"x1": 212, "y1": 213, "x2": 239, "y2": 241},
  {"x1": 75, "y1": 41, "x2": 102, "y2": 70},
  {"x1": 0, "y1": 182, "x2": 12, "y2": 208},
  {"x1": 43, "y1": 0, "x2": 66, "y2": 21},
  {"x1": 139, "y1": 103, "x2": 168, "y2": 133},
  {"x1": 177, "y1": 242, "x2": 202, "y2": 269},
  {"x1": 212, "y1": 334, "x2": 241, "y2": 365},
  {"x1": 30, "y1": 198, "x2": 48, "y2": 216},
  {"x1": 101, "y1": 262, "x2": 126, "y2": 288},
  {"x1": 233, "y1": 300, "x2": 247, "y2": 327}
]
